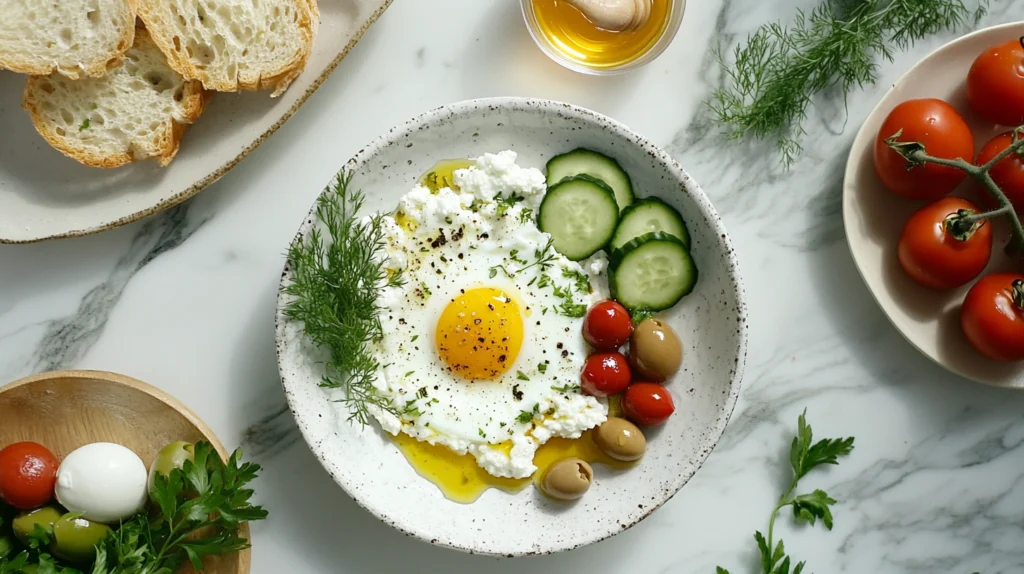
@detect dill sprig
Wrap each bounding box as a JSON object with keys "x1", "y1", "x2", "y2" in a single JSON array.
[
  {"x1": 282, "y1": 172, "x2": 402, "y2": 425},
  {"x1": 708, "y1": 0, "x2": 985, "y2": 166}
]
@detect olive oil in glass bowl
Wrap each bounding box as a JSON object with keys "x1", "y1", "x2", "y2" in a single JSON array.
[{"x1": 520, "y1": 0, "x2": 685, "y2": 74}]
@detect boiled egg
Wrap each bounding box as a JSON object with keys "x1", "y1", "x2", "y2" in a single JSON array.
[{"x1": 55, "y1": 442, "x2": 148, "y2": 524}]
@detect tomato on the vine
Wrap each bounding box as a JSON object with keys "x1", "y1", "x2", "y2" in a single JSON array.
[
  {"x1": 874, "y1": 99, "x2": 974, "y2": 200},
  {"x1": 582, "y1": 300, "x2": 632, "y2": 350},
  {"x1": 975, "y1": 131, "x2": 1024, "y2": 211},
  {"x1": 961, "y1": 274, "x2": 1024, "y2": 362},
  {"x1": 967, "y1": 37, "x2": 1024, "y2": 127},
  {"x1": 580, "y1": 352, "x2": 631, "y2": 397},
  {"x1": 898, "y1": 197, "x2": 992, "y2": 290},
  {"x1": 0, "y1": 442, "x2": 58, "y2": 509}
]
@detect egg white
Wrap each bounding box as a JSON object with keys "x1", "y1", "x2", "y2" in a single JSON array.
[{"x1": 367, "y1": 154, "x2": 609, "y2": 479}]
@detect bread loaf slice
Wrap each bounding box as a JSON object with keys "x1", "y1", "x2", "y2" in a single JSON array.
[
  {"x1": 22, "y1": 28, "x2": 208, "y2": 168},
  {"x1": 136, "y1": 0, "x2": 319, "y2": 97},
  {"x1": 0, "y1": 0, "x2": 136, "y2": 79}
]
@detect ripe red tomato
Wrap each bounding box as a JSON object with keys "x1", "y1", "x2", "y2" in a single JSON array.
[
  {"x1": 580, "y1": 352, "x2": 631, "y2": 397},
  {"x1": 0, "y1": 442, "x2": 58, "y2": 509},
  {"x1": 967, "y1": 38, "x2": 1024, "y2": 127},
  {"x1": 975, "y1": 132, "x2": 1024, "y2": 211},
  {"x1": 621, "y1": 383, "x2": 675, "y2": 426},
  {"x1": 961, "y1": 274, "x2": 1024, "y2": 362},
  {"x1": 898, "y1": 197, "x2": 992, "y2": 290},
  {"x1": 582, "y1": 300, "x2": 633, "y2": 350},
  {"x1": 874, "y1": 99, "x2": 974, "y2": 200}
]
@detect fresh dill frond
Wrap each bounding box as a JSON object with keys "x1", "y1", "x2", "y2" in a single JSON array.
[
  {"x1": 282, "y1": 171, "x2": 400, "y2": 425},
  {"x1": 708, "y1": 0, "x2": 984, "y2": 166}
]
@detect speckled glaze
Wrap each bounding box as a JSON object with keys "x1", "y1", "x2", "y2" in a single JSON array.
[
  {"x1": 275, "y1": 98, "x2": 747, "y2": 556},
  {"x1": 0, "y1": 0, "x2": 392, "y2": 244},
  {"x1": 843, "y1": 22, "x2": 1024, "y2": 389}
]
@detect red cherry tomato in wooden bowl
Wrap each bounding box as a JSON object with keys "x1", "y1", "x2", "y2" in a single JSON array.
[
  {"x1": 967, "y1": 37, "x2": 1024, "y2": 127},
  {"x1": 975, "y1": 132, "x2": 1024, "y2": 211},
  {"x1": 622, "y1": 383, "x2": 675, "y2": 426},
  {"x1": 0, "y1": 442, "x2": 58, "y2": 509},
  {"x1": 581, "y1": 352, "x2": 631, "y2": 397},
  {"x1": 898, "y1": 197, "x2": 992, "y2": 290},
  {"x1": 961, "y1": 274, "x2": 1024, "y2": 363},
  {"x1": 583, "y1": 300, "x2": 633, "y2": 350},
  {"x1": 874, "y1": 98, "x2": 974, "y2": 200}
]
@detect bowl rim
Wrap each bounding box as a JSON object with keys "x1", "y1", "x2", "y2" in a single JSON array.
[
  {"x1": 275, "y1": 96, "x2": 748, "y2": 555},
  {"x1": 0, "y1": 369, "x2": 251, "y2": 572},
  {"x1": 841, "y1": 21, "x2": 1024, "y2": 389}
]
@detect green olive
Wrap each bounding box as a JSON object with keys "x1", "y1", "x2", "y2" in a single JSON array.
[
  {"x1": 12, "y1": 506, "x2": 61, "y2": 545},
  {"x1": 148, "y1": 441, "x2": 195, "y2": 493},
  {"x1": 593, "y1": 417, "x2": 646, "y2": 461},
  {"x1": 629, "y1": 318, "x2": 683, "y2": 382},
  {"x1": 541, "y1": 458, "x2": 593, "y2": 501},
  {"x1": 50, "y1": 515, "x2": 111, "y2": 563},
  {"x1": 0, "y1": 535, "x2": 14, "y2": 559}
]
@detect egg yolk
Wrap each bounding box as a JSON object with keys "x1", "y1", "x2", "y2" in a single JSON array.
[{"x1": 436, "y1": 287, "x2": 523, "y2": 380}]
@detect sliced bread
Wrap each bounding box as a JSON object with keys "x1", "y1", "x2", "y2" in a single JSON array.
[
  {"x1": 136, "y1": 0, "x2": 319, "y2": 97},
  {"x1": 22, "y1": 28, "x2": 208, "y2": 168},
  {"x1": 0, "y1": 0, "x2": 136, "y2": 79}
]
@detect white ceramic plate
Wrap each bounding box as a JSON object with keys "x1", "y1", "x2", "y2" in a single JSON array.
[
  {"x1": 843, "y1": 22, "x2": 1024, "y2": 389},
  {"x1": 275, "y1": 98, "x2": 747, "y2": 555},
  {"x1": 0, "y1": 0, "x2": 390, "y2": 244}
]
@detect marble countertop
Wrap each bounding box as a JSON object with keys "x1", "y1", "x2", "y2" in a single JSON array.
[{"x1": 2, "y1": 1, "x2": 1023, "y2": 572}]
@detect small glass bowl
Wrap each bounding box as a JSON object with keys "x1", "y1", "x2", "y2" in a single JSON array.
[{"x1": 520, "y1": 0, "x2": 686, "y2": 75}]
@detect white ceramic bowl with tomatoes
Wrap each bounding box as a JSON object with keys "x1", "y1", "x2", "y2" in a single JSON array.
[
  {"x1": 276, "y1": 98, "x2": 748, "y2": 555},
  {"x1": 844, "y1": 22, "x2": 1024, "y2": 388}
]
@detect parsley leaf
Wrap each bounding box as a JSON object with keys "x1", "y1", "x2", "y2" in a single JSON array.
[
  {"x1": 516, "y1": 411, "x2": 534, "y2": 424},
  {"x1": 716, "y1": 410, "x2": 853, "y2": 574}
]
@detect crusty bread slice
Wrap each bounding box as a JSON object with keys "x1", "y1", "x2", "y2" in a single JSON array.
[
  {"x1": 22, "y1": 28, "x2": 208, "y2": 168},
  {"x1": 0, "y1": 0, "x2": 136, "y2": 79},
  {"x1": 136, "y1": 0, "x2": 319, "y2": 97}
]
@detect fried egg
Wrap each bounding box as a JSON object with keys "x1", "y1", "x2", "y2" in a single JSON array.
[{"x1": 367, "y1": 152, "x2": 609, "y2": 479}]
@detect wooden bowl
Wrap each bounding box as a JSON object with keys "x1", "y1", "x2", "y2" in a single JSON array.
[{"x1": 0, "y1": 370, "x2": 250, "y2": 574}]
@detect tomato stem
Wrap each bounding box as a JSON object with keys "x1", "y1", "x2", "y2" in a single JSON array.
[
  {"x1": 887, "y1": 131, "x2": 1024, "y2": 257},
  {"x1": 1013, "y1": 279, "x2": 1024, "y2": 310}
]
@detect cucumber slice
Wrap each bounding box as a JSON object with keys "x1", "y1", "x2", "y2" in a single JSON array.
[
  {"x1": 610, "y1": 197, "x2": 690, "y2": 252},
  {"x1": 610, "y1": 232, "x2": 697, "y2": 311},
  {"x1": 546, "y1": 148, "x2": 635, "y2": 212},
  {"x1": 538, "y1": 174, "x2": 619, "y2": 261}
]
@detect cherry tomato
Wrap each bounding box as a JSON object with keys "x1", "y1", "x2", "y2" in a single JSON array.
[
  {"x1": 974, "y1": 132, "x2": 1024, "y2": 211},
  {"x1": 621, "y1": 383, "x2": 675, "y2": 426},
  {"x1": 874, "y1": 99, "x2": 974, "y2": 200},
  {"x1": 0, "y1": 442, "x2": 58, "y2": 509},
  {"x1": 961, "y1": 274, "x2": 1024, "y2": 362},
  {"x1": 582, "y1": 300, "x2": 633, "y2": 350},
  {"x1": 966, "y1": 37, "x2": 1024, "y2": 127},
  {"x1": 898, "y1": 197, "x2": 992, "y2": 290},
  {"x1": 580, "y1": 352, "x2": 631, "y2": 397}
]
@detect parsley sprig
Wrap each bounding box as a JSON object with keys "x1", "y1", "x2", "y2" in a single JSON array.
[
  {"x1": 283, "y1": 172, "x2": 402, "y2": 425},
  {"x1": 717, "y1": 411, "x2": 854, "y2": 574}
]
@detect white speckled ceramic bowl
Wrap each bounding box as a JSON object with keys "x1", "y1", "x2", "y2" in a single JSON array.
[
  {"x1": 844, "y1": 22, "x2": 1024, "y2": 389},
  {"x1": 275, "y1": 98, "x2": 746, "y2": 555}
]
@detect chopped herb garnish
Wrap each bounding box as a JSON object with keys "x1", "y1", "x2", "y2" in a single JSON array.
[
  {"x1": 538, "y1": 362, "x2": 548, "y2": 374},
  {"x1": 411, "y1": 335, "x2": 419, "y2": 342},
  {"x1": 478, "y1": 428, "x2": 486, "y2": 438},
  {"x1": 405, "y1": 370, "x2": 415, "y2": 378},
  {"x1": 562, "y1": 268, "x2": 591, "y2": 293},
  {"x1": 519, "y1": 207, "x2": 534, "y2": 223},
  {"x1": 551, "y1": 383, "x2": 580, "y2": 393},
  {"x1": 516, "y1": 371, "x2": 530, "y2": 381},
  {"x1": 495, "y1": 194, "x2": 525, "y2": 217},
  {"x1": 78, "y1": 118, "x2": 90, "y2": 131},
  {"x1": 516, "y1": 410, "x2": 534, "y2": 424},
  {"x1": 416, "y1": 387, "x2": 428, "y2": 399}
]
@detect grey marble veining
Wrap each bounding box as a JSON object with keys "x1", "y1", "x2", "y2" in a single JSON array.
[{"x1": 1, "y1": 0, "x2": 1024, "y2": 572}]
